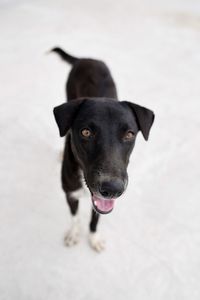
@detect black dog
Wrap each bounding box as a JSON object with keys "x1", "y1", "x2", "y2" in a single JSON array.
[{"x1": 52, "y1": 47, "x2": 154, "y2": 251}]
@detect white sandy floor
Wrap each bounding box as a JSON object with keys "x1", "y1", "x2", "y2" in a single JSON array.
[{"x1": 0, "y1": 0, "x2": 200, "y2": 299}]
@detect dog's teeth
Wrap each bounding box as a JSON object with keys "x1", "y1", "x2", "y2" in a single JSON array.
[{"x1": 94, "y1": 200, "x2": 97, "y2": 205}]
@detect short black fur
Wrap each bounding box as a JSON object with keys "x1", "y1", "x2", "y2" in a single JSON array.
[{"x1": 52, "y1": 47, "x2": 154, "y2": 240}]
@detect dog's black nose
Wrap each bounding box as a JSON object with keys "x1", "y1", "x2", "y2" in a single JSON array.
[{"x1": 99, "y1": 180, "x2": 124, "y2": 198}]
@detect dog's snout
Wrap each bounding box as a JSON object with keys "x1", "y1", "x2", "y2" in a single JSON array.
[{"x1": 99, "y1": 180, "x2": 124, "y2": 198}]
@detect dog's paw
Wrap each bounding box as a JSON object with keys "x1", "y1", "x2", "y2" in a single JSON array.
[
  {"x1": 89, "y1": 232, "x2": 105, "y2": 252},
  {"x1": 64, "y1": 227, "x2": 80, "y2": 246},
  {"x1": 58, "y1": 150, "x2": 63, "y2": 162},
  {"x1": 64, "y1": 220, "x2": 80, "y2": 247}
]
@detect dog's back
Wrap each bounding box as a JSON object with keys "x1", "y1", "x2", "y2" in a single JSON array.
[{"x1": 51, "y1": 47, "x2": 117, "y2": 100}]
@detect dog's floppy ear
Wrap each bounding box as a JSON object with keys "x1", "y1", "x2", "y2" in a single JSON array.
[
  {"x1": 122, "y1": 101, "x2": 155, "y2": 140},
  {"x1": 53, "y1": 99, "x2": 86, "y2": 137}
]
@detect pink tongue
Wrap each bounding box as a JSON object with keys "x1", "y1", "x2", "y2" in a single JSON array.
[{"x1": 92, "y1": 195, "x2": 115, "y2": 213}]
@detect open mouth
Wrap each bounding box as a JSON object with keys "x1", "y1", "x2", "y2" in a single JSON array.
[{"x1": 92, "y1": 194, "x2": 115, "y2": 214}]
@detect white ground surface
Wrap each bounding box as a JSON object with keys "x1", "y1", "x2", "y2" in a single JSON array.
[{"x1": 0, "y1": 0, "x2": 200, "y2": 299}]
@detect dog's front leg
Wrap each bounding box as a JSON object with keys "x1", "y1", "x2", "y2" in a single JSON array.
[
  {"x1": 63, "y1": 191, "x2": 81, "y2": 246},
  {"x1": 89, "y1": 209, "x2": 105, "y2": 252},
  {"x1": 61, "y1": 138, "x2": 82, "y2": 247}
]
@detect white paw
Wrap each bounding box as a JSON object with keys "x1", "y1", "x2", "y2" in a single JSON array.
[
  {"x1": 58, "y1": 150, "x2": 63, "y2": 162},
  {"x1": 64, "y1": 218, "x2": 80, "y2": 246},
  {"x1": 89, "y1": 232, "x2": 105, "y2": 252}
]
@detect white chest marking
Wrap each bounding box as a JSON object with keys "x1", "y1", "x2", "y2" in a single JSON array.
[{"x1": 69, "y1": 171, "x2": 87, "y2": 200}]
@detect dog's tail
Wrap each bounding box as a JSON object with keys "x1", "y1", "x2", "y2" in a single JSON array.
[{"x1": 50, "y1": 47, "x2": 79, "y2": 65}]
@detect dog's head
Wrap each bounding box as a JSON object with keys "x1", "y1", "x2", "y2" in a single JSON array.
[{"x1": 54, "y1": 98, "x2": 154, "y2": 214}]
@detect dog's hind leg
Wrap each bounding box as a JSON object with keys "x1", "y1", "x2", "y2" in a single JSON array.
[{"x1": 89, "y1": 209, "x2": 105, "y2": 252}]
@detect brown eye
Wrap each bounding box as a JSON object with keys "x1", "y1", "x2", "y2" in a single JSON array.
[
  {"x1": 81, "y1": 128, "x2": 92, "y2": 138},
  {"x1": 124, "y1": 130, "x2": 135, "y2": 140}
]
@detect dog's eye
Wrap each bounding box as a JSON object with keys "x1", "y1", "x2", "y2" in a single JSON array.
[
  {"x1": 81, "y1": 128, "x2": 92, "y2": 138},
  {"x1": 124, "y1": 130, "x2": 135, "y2": 140}
]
